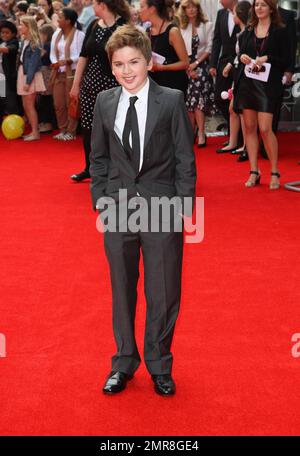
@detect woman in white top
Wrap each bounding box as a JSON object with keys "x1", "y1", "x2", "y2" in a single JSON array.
[
  {"x1": 179, "y1": 0, "x2": 215, "y2": 147},
  {"x1": 50, "y1": 8, "x2": 85, "y2": 140}
]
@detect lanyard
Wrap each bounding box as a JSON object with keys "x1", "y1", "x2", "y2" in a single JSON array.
[{"x1": 254, "y1": 30, "x2": 269, "y2": 57}]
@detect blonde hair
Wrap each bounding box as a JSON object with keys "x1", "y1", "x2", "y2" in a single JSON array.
[
  {"x1": 20, "y1": 15, "x2": 41, "y2": 49},
  {"x1": 178, "y1": 0, "x2": 207, "y2": 29}
]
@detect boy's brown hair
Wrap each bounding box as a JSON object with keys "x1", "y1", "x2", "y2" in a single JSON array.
[{"x1": 106, "y1": 25, "x2": 152, "y2": 64}]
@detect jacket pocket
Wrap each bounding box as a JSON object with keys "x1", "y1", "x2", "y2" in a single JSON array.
[{"x1": 108, "y1": 167, "x2": 119, "y2": 179}]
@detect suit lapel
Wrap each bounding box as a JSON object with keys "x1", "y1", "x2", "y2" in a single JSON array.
[
  {"x1": 106, "y1": 86, "x2": 133, "y2": 163},
  {"x1": 232, "y1": 24, "x2": 240, "y2": 39},
  {"x1": 143, "y1": 79, "x2": 163, "y2": 151},
  {"x1": 106, "y1": 86, "x2": 122, "y2": 133},
  {"x1": 223, "y1": 9, "x2": 230, "y2": 39},
  {"x1": 224, "y1": 9, "x2": 240, "y2": 41}
]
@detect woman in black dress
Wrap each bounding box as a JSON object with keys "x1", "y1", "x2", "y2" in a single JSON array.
[
  {"x1": 69, "y1": 0, "x2": 130, "y2": 182},
  {"x1": 139, "y1": 0, "x2": 189, "y2": 95},
  {"x1": 234, "y1": 0, "x2": 291, "y2": 190}
]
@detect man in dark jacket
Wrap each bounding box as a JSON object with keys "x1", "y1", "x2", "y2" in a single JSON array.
[{"x1": 209, "y1": 0, "x2": 240, "y2": 129}]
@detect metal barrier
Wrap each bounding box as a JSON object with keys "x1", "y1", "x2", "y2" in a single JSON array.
[{"x1": 284, "y1": 181, "x2": 300, "y2": 192}]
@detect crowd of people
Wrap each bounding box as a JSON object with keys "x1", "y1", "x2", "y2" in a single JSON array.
[{"x1": 0, "y1": 0, "x2": 297, "y2": 189}]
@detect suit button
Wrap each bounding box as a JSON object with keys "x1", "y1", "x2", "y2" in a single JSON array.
[{"x1": 135, "y1": 178, "x2": 139, "y2": 184}]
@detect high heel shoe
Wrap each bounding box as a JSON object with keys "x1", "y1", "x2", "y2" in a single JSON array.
[
  {"x1": 197, "y1": 134, "x2": 207, "y2": 148},
  {"x1": 245, "y1": 170, "x2": 261, "y2": 188},
  {"x1": 270, "y1": 172, "x2": 280, "y2": 190}
]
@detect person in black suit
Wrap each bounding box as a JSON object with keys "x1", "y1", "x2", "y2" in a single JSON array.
[
  {"x1": 90, "y1": 25, "x2": 196, "y2": 396},
  {"x1": 234, "y1": 0, "x2": 291, "y2": 189},
  {"x1": 209, "y1": 0, "x2": 240, "y2": 131}
]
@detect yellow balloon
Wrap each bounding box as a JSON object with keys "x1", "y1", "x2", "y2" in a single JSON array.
[{"x1": 1, "y1": 115, "x2": 25, "y2": 140}]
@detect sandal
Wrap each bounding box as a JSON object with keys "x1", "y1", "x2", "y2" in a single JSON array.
[
  {"x1": 245, "y1": 170, "x2": 261, "y2": 188},
  {"x1": 270, "y1": 172, "x2": 280, "y2": 190}
]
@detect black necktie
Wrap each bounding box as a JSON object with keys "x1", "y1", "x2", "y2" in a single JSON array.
[{"x1": 122, "y1": 96, "x2": 140, "y2": 174}]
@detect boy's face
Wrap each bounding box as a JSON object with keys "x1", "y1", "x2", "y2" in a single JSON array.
[
  {"x1": 0, "y1": 27, "x2": 14, "y2": 42},
  {"x1": 111, "y1": 46, "x2": 152, "y2": 94}
]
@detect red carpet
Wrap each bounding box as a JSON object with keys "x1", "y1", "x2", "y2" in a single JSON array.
[{"x1": 0, "y1": 131, "x2": 300, "y2": 435}]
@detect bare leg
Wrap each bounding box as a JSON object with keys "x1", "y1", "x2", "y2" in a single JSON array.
[
  {"x1": 221, "y1": 98, "x2": 239, "y2": 150},
  {"x1": 188, "y1": 111, "x2": 195, "y2": 132},
  {"x1": 194, "y1": 108, "x2": 205, "y2": 144},
  {"x1": 22, "y1": 93, "x2": 39, "y2": 138},
  {"x1": 236, "y1": 114, "x2": 246, "y2": 152},
  {"x1": 243, "y1": 109, "x2": 259, "y2": 185},
  {"x1": 258, "y1": 111, "x2": 280, "y2": 188}
]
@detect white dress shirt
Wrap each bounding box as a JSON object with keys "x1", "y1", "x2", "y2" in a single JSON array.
[
  {"x1": 114, "y1": 78, "x2": 149, "y2": 172},
  {"x1": 50, "y1": 29, "x2": 85, "y2": 72}
]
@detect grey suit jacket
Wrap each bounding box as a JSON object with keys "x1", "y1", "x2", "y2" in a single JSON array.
[{"x1": 90, "y1": 78, "x2": 196, "y2": 212}]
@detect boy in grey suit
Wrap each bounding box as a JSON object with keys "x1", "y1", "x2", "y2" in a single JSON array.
[{"x1": 90, "y1": 25, "x2": 196, "y2": 395}]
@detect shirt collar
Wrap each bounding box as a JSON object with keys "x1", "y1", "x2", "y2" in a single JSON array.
[{"x1": 121, "y1": 77, "x2": 150, "y2": 104}]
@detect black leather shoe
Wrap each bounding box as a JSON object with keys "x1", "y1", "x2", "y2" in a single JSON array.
[
  {"x1": 231, "y1": 148, "x2": 243, "y2": 155},
  {"x1": 237, "y1": 150, "x2": 249, "y2": 162},
  {"x1": 70, "y1": 170, "x2": 90, "y2": 182},
  {"x1": 152, "y1": 374, "x2": 176, "y2": 396},
  {"x1": 216, "y1": 146, "x2": 237, "y2": 154},
  {"x1": 102, "y1": 371, "x2": 133, "y2": 394}
]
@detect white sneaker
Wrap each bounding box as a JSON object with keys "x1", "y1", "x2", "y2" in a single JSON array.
[
  {"x1": 53, "y1": 132, "x2": 66, "y2": 140},
  {"x1": 62, "y1": 133, "x2": 76, "y2": 141}
]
